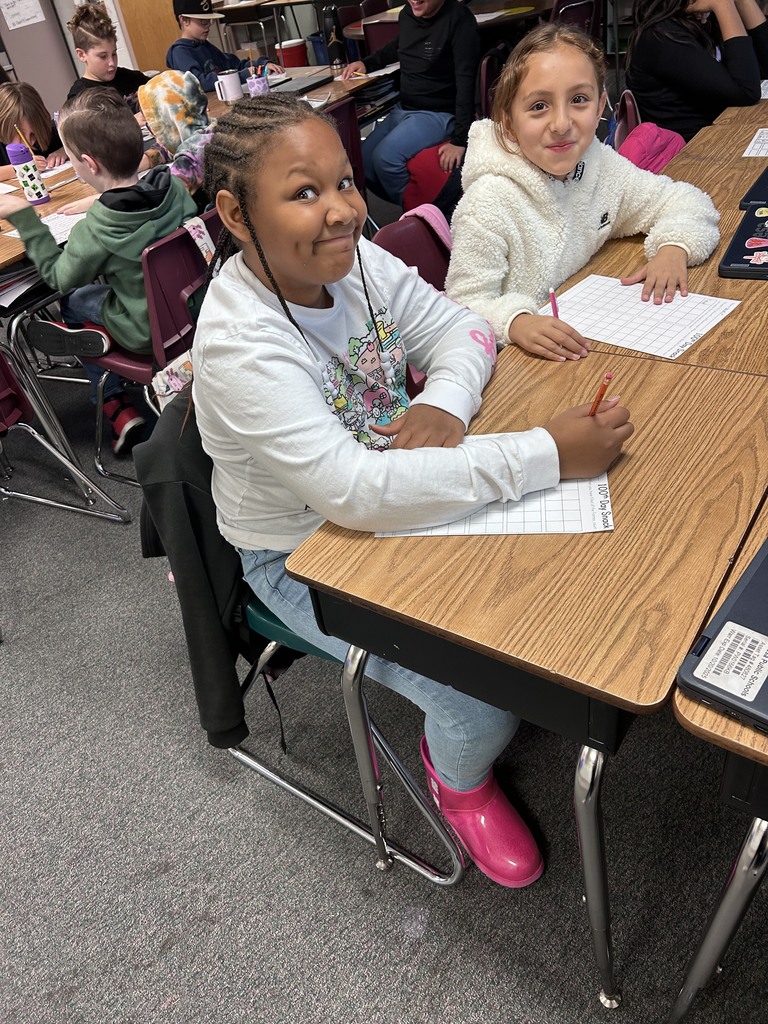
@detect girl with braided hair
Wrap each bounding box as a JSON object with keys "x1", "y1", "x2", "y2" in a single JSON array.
[{"x1": 192, "y1": 95, "x2": 633, "y2": 888}]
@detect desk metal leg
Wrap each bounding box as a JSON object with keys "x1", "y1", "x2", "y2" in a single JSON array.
[
  {"x1": 574, "y1": 744, "x2": 622, "y2": 1009},
  {"x1": 667, "y1": 817, "x2": 768, "y2": 1024}
]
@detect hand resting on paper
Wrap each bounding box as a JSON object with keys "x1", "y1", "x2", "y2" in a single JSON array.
[
  {"x1": 60, "y1": 194, "x2": 98, "y2": 215},
  {"x1": 620, "y1": 244, "x2": 689, "y2": 304},
  {"x1": 544, "y1": 397, "x2": 633, "y2": 478},
  {"x1": 508, "y1": 312, "x2": 591, "y2": 362},
  {"x1": 372, "y1": 404, "x2": 465, "y2": 449}
]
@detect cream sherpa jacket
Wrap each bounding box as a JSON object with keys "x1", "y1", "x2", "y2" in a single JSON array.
[{"x1": 445, "y1": 121, "x2": 720, "y2": 345}]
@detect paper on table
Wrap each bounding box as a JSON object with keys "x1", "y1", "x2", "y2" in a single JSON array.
[
  {"x1": 761, "y1": 80, "x2": 768, "y2": 99},
  {"x1": 7, "y1": 210, "x2": 88, "y2": 244},
  {"x1": 335, "y1": 62, "x2": 400, "y2": 81},
  {"x1": 475, "y1": 6, "x2": 533, "y2": 21},
  {"x1": 0, "y1": 180, "x2": 17, "y2": 194},
  {"x1": 376, "y1": 474, "x2": 613, "y2": 537},
  {"x1": 40, "y1": 161, "x2": 73, "y2": 178},
  {"x1": 542, "y1": 275, "x2": 739, "y2": 359},
  {"x1": 743, "y1": 128, "x2": 768, "y2": 157}
]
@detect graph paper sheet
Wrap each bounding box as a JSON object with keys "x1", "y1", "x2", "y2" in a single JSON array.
[
  {"x1": 8, "y1": 210, "x2": 87, "y2": 245},
  {"x1": 542, "y1": 275, "x2": 739, "y2": 359},
  {"x1": 376, "y1": 475, "x2": 613, "y2": 537},
  {"x1": 744, "y1": 128, "x2": 768, "y2": 157}
]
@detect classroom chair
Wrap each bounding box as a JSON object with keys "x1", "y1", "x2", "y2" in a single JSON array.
[
  {"x1": 134, "y1": 394, "x2": 465, "y2": 887},
  {"x1": 372, "y1": 205, "x2": 452, "y2": 291},
  {"x1": 337, "y1": 3, "x2": 363, "y2": 62},
  {"x1": 613, "y1": 89, "x2": 642, "y2": 151},
  {"x1": 11, "y1": 209, "x2": 222, "y2": 489},
  {"x1": 549, "y1": 0, "x2": 601, "y2": 41},
  {"x1": 360, "y1": 0, "x2": 389, "y2": 18},
  {"x1": 0, "y1": 348, "x2": 128, "y2": 523},
  {"x1": 362, "y1": 18, "x2": 399, "y2": 52}
]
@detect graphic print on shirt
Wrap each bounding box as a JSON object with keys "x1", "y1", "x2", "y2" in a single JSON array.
[{"x1": 321, "y1": 303, "x2": 409, "y2": 450}]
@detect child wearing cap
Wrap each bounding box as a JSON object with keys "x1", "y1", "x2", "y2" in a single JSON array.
[{"x1": 166, "y1": 0, "x2": 282, "y2": 92}]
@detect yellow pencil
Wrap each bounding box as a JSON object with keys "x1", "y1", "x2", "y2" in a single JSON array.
[{"x1": 14, "y1": 122, "x2": 32, "y2": 152}]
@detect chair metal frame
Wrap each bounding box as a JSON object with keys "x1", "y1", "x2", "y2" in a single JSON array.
[
  {"x1": 549, "y1": 0, "x2": 601, "y2": 40},
  {"x1": 0, "y1": 347, "x2": 128, "y2": 523},
  {"x1": 10, "y1": 209, "x2": 222, "y2": 490}
]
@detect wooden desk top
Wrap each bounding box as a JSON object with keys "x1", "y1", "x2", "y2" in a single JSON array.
[
  {"x1": 206, "y1": 65, "x2": 380, "y2": 119},
  {"x1": 0, "y1": 168, "x2": 96, "y2": 272},
  {"x1": 714, "y1": 100, "x2": 768, "y2": 126},
  {"x1": 287, "y1": 347, "x2": 768, "y2": 714},
  {"x1": 674, "y1": 506, "x2": 768, "y2": 767},
  {"x1": 554, "y1": 123, "x2": 768, "y2": 376},
  {"x1": 344, "y1": 0, "x2": 549, "y2": 39}
]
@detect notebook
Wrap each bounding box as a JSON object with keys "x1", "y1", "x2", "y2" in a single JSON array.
[
  {"x1": 270, "y1": 71, "x2": 334, "y2": 95},
  {"x1": 677, "y1": 538, "x2": 768, "y2": 732}
]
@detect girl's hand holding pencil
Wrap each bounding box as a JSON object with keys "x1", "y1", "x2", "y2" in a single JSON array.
[
  {"x1": 507, "y1": 310, "x2": 590, "y2": 362},
  {"x1": 544, "y1": 389, "x2": 632, "y2": 479}
]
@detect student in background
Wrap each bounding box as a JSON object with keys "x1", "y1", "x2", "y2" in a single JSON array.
[
  {"x1": 0, "y1": 82, "x2": 68, "y2": 180},
  {"x1": 192, "y1": 95, "x2": 634, "y2": 889},
  {"x1": 627, "y1": 0, "x2": 768, "y2": 140},
  {"x1": 446, "y1": 24, "x2": 720, "y2": 362},
  {"x1": 342, "y1": 0, "x2": 480, "y2": 206},
  {"x1": 166, "y1": 0, "x2": 282, "y2": 93},
  {"x1": 0, "y1": 89, "x2": 196, "y2": 454},
  {"x1": 66, "y1": 4, "x2": 148, "y2": 117}
]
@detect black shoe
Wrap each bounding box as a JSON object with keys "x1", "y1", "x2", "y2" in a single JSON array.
[{"x1": 27, "y1": 321, "x2": 111, "y2": 358}]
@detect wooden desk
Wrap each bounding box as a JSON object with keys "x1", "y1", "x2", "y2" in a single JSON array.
[
  {"x1": 553, "y1": 123, "x2": 768, "y2": 375},
  {"x1": 205, "y1": 63, "x2": 388, "y2": 119},
  {"x1": 0, "y1": 168, "x2": 96, "y2": 272},
  {"x1": 714, "y1": 100, "x2": 768, "y2": 126},
  {"x1": 286, "y1": 345, "x2": 768, "y2": 1004},
  {"x1": 668, "y1": 512, "x2": 768, "y2": 1023},
  {"x1": 344, "y1": 1, "x2": 551, "y2": 41}
]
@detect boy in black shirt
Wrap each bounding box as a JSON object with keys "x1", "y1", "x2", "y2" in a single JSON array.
[{"x1": 343, "y1": 0, "x2": 480, "y2": 205}]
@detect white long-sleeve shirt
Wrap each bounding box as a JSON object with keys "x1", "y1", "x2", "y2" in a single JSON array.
[
  {"x1": 445, "y1": 122, "x2": 720, "y2": 344},
  {"x1": 192, "y1": 238, "x2": 559, "y2": 552}
]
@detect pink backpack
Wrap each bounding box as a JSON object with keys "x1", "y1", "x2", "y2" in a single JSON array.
[{"x1": 618, "y1": 122, "x2": 686, "y2": 173}]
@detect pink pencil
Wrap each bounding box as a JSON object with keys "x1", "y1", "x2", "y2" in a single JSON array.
[{"x1": 549, "y1": 287, "x2": 559, "y2": 318}]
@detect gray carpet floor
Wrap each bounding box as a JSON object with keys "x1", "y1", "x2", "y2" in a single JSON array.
[{"x1": 2, "y1": 331, "x2": 767, "y2": 1023}]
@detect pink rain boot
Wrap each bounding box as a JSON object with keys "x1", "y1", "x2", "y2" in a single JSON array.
[{"x1": 420, "y1": 737, "x2": 544, "y2": 888}]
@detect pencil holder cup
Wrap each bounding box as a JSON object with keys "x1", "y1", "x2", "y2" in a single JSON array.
[
  {"x1": 6, "y1": 143, "x2": 49, "y2": 205},
  {"x1": 247, "y1": 75, "x2": 269, "y2": 98}
]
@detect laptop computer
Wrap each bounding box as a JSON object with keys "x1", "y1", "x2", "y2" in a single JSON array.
[
  {"x1": 270, "y1": 71, "x2": 334, "y2": 96},
  {"x1": 677, "y1": 538, "x2": 768, "y2": 732}
]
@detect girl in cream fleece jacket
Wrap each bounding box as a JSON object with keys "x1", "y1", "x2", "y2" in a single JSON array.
[{"x1": 445, "y1": 24, "x2": 719, "y2": 361}]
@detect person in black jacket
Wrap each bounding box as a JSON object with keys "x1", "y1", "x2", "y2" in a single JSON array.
[
  {"x1": 627, "y1": 0, "x2": 768, "y2": 141},
  {"x1": 342, "y1": 0, "x2": 480, "y2": 205}
]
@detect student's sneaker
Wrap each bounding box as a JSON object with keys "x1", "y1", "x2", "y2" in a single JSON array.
[
  {"x1": 27, "y1": 320, "x2": 111, "y2": 358},
  {"x1": 103, "y1": 396, "x2": 145, "y2": 455}
]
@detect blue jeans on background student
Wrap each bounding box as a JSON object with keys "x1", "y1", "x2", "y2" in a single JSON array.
[
  {"x1": 60, "y1": 283, "x2": 123, "y2": 404},
  {"x1": 362, "y1": 105, "x2": 454, "y2": 206},
  {"x1": 240, "y1": 547, "x2": 519, "y2": 791}
]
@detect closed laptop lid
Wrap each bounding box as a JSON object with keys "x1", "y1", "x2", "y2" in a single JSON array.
[{"x1": 677, "y1": 538, "x2": 768, "y2": 730}]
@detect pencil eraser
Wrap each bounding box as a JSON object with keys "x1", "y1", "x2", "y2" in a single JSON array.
[{"x1": 605, "y1": 371, "x2": 614, "y2": 380}]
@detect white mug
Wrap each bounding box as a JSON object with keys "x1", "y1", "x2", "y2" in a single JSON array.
[{"x1": 214, "y1": 70, "x2": 243, "y2": 103}]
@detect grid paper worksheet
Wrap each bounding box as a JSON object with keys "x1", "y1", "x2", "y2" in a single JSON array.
[
  {"x1": 8, "y1": 210, "x2": 87, "y2": 245},
  {"x1": 743, "y1": 128, "x2": 768, "y2": 157},
  {"x1": 376, "y1": 475, "x2": 613, "y2": 537},
  {"x1": 542, "y1": 275, "x2": 740, "y2": 359}
]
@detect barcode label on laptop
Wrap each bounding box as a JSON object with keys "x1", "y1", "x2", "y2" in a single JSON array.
[{"x1": 694, "y1": 621, "x2": 768, "y2": 701}]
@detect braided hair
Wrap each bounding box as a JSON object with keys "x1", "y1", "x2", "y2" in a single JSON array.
[{"x1": 203, "y1": 94, "x2": 377, "y2": 336}]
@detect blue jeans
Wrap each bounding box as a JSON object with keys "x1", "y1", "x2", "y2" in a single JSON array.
[
  {"x1": 240, "y1": 548, "x2": 519, "y2": 791},
  {"x1": 60, "y1": 284, "x2": 123, "y2": 404},
  {"x1": 362, "y1": 105, "x2": 454, "y2": 205}
]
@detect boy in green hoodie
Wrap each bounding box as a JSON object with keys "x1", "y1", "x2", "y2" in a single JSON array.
[{"x1": 0, "y1": 88, "x2": 196, "y2": 453}]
